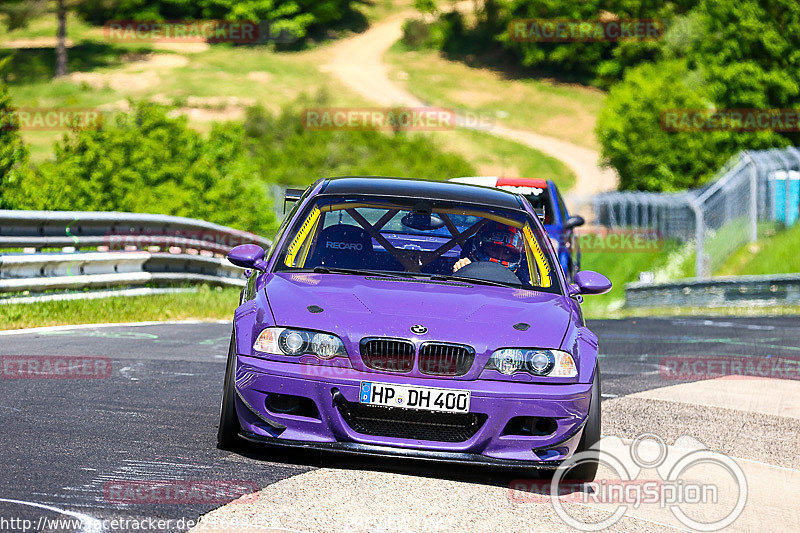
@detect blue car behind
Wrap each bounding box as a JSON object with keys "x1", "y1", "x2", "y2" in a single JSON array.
[{"x1": 449, "y1": 177, "x2": 585, "y2": 280}]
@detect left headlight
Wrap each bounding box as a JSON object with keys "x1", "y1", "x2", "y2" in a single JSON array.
[
  {"x1": 486, "y1": 348, "x2": 577, "y2": 377},
  {"x1": 253, "y1": 327, "x2": 347, "y2": 359}
]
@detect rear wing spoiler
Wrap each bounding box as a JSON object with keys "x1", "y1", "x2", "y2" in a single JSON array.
[
  {"x1": 285, "y1": 188, "x2": 304, "y2": 202},
  {"x1": 283, "y1": 188, "x2": 305, "y2": 213}
]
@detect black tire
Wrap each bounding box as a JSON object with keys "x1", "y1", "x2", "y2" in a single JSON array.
[
  {"x1": 217, "y1": 330, "x2": 242, "y2": 449},
  {"x1": 562, "y1": 364, "x2": 602, "y2": 481}
]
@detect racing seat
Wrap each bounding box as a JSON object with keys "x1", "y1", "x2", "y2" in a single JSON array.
[{"x1": 308, "y1": 224, "x2": 374, "y2": 269}]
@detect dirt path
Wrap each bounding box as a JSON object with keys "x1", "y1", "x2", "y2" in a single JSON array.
[{"x1": 321, "y1": 13, "x2": 618, "y2": 196}]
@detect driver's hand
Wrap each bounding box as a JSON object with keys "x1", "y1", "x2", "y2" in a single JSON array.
[{"x1": 453, "y1": 257, "x2": 471, "y2": 272}]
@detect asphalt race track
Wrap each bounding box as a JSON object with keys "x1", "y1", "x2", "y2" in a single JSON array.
[{"x1": 1, "y1": 317, "x2": 798, "y2": 532}]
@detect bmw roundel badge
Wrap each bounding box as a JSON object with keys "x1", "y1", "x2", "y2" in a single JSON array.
[{"x1": 411, "y1": 324, "x2": 428, "y2": 335}]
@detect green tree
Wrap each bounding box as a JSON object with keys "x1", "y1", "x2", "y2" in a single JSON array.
[
  {"x1": 13, "y1": 103, "x2": 277, "y2": 235},
  {"x1": 687, "y1": 0, "x2": 800, "y2": 115},
  {"x1": 76, "y1": 0, "x2": 361, "y2": 41},
  {"x1": 413, "y1": 0, "x2": 698, "y2": 84},
  {"x1": 597, "y1": 0, "x2": 800, "y2": 190},
  {"x1": 0, "y1": 0, "x2": 72, "y2": 77},
  {"x1": 242, "y1": 100, "x2": 475, "y2": 187},
  {"x1": 0, "y1": 78, "x2": 30, "y2": 208}
]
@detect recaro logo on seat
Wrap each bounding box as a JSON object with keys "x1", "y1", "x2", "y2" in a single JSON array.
[{"x1": 326, "y1": 241, "x2": 363, "y2": 251}]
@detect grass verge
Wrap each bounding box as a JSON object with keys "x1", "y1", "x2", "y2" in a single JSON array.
[
  {"x1": 0, "y1": 286, "x2": 238, "y2": 330},
  {"x1": 580, "y1": 242, "x2": 694, "y2": 319},
  {"x1": 386, "y1": 42, "x2": 605, "y2": 150},
  {"x1": 716, "y1": 223, "x2": 800, "y2": 276}
]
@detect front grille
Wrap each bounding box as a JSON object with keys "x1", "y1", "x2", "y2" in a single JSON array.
[
  {"x1": 418, "y1": 342, "x2": 475, "y2": 376},
  {"x1": 360, "y1": 338, "x2": 414, "y2": 373},
  {"x1": 338, "y1": 401, "x2": 487, "y2": 442}
]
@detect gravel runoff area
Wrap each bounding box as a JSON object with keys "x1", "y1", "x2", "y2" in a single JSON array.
[
  {"x1": 188, "y1": 467, "x2": 662, "y2": 533},
  {"x1": 191, "y1": 377, "x2": 800, "y2": 533},
  {"x1": 603, "y1": 395, "x2": 800, "y2": 470}
]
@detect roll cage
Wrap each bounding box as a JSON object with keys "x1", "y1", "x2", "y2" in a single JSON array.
[{"x1": 275, "y1": 195, "x2": 560, "y2": 293}]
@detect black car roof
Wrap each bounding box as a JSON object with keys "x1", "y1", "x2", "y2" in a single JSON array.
[{"x1": 319, "y1": 176, "x2": 526, "y2": 211}]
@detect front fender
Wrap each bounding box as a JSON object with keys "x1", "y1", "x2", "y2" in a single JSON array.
[
  {"x1": 234, "y1": 290, "x2": 274, "y2": 356},
  {"x1": 560, "y1": 316, "x2": 599, "y2": 384}
]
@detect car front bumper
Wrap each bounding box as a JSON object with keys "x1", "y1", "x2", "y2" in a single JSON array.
[{"x1": 233, "y1": 356, "x2": 592, "y2": 465}]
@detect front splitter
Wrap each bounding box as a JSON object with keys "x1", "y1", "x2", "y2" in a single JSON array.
[{"x1": 238, "y1": 431, "x2": 564, "y2": 470}]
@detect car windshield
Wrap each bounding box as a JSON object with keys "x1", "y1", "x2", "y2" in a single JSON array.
[{"x1": 274, "y1": 195, "x2": 561, "y2": 293}]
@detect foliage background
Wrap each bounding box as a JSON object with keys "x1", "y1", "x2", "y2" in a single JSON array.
[
  {"x1": 407, "y1": 0, "x2": 800, "y2": 192},
  {"x1": 0, "y1": 93, "x2": 476, "y2": 236}
]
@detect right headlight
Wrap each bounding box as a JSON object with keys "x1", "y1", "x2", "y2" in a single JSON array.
[
  {"x1": 486, "y1": 348, "x2": 577, "y2": 377},
  {"x1": 252, "y1": 327, "x2": 347, "y2": 359}
]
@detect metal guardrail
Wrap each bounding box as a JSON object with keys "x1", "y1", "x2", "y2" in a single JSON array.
[
  {"x1": 626, "y1": 274, "x2": 800, "y2": 308},
  {"x1": 0, "y1": 209, "x2": 271, "y2": 252},
  {"x1": 0, "y1": 210, "x2": 269, "y2": 299},
  {"x1": 0, "y1": 252, "x2": 246, "y2": 293}
]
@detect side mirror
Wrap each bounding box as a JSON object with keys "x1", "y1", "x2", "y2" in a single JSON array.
[
  {"x1": 569, "y1": 270, "x2": 611, "y2": 296},
  {"x1": 227, "y1": 244, "x2": 267, "y2": 270},
  {"x1": 564, "y1": 215, "x2": 585, "y2": 229}
]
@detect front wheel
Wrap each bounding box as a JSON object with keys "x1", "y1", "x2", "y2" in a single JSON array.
[
  {"x1": 217, "y1": 330, "x2": 241, "y2": 449},
  {"x1": 562, "y1": 364, "x2": 601, "y2": 481}
]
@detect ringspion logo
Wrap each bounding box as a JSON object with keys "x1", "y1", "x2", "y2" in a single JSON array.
[{"x1": 508, "y1": 434, "x2": 747, "y2": 532}]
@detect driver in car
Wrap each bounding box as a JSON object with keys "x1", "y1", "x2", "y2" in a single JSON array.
[{"x1": 453, "y1": 221, "x2": 524, "y2": 274}]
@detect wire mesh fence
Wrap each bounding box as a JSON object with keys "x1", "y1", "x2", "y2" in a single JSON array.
[{"x1": 588, "y1": 147, "x2": 800, "y2": 278}]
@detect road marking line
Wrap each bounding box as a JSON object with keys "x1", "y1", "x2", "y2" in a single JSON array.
[
  {"x1": 0, "y1": 498, "x2": 102, "y2": 533},
  {"x1": 0, "y1": 319, "x2": 229, "y2": 336}
]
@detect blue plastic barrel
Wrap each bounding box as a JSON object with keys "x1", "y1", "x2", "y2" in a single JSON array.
[{"x1": 770, "y1": 171, "x2": 800, "y2": 226}]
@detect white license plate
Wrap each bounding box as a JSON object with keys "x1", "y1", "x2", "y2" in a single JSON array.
[{"x1": 359, "y1": 381, "x2": 470, "y2": 413}]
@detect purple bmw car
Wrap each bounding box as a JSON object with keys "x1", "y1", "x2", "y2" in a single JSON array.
[{"x1": 218, "y1": 177, "x2": 611, "y2": 479}]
